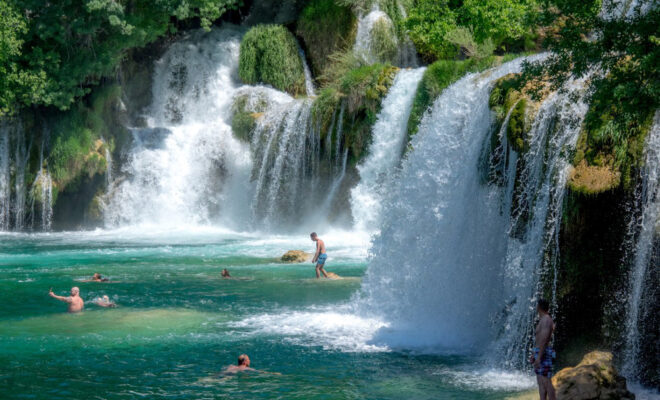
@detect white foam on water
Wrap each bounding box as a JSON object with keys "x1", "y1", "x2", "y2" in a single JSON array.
[
  {"x1": 628, "y1": 383, "x2": 660, "y2": 400},
  {"x1": 228, "y1": 307, "x2": 389, "y2": 352},
  {"x1": 433, "y1": 367, "x2": 536, "y2": 391}
]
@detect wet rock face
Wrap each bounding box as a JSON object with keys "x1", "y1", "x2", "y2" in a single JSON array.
[
  {"x1": 281, "y1": 250, "x2": 312, "y2": 263},
  {"x1": 553, "y1": 351, "x2": 635, "y2": 400}
]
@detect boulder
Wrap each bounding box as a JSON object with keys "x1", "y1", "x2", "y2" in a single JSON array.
[
  {"x1": 553, "y1": 351, "x2": 635, "y2": 400},
  {"x1": 281, "y1": 250, "x2": 312, "y2": 263}
]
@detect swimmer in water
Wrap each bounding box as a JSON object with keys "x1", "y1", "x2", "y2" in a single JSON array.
[
  {"x1": 223, "y1": 354, "x2": 255, "y2": 374},
  {"x1": 83, "y1": 273, "x2": 109, "y2": 282},
  {"x1": 49, "y1": 287, "x2": 84, "y2": 313},
  {"x1": 94, "y1": 295, "x2": 117, "y2": 308},
  {"x1": 221, "y1": 269, "x2": 231, "y2": 278}
]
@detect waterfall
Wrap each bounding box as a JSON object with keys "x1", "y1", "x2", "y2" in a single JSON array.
[
  {"x1": 105, "y1": 27, "x2": 254, "y2": 229},
  {"x1": 249, "y1": 97, "x2": 317, "y2": 229},
  {"x1": 0, "y1": 122, "x2": 10, "y2": 230},
  {"x1": 357, "y1": 55, "x2": 590, "y2": 359},
  {"x1": 350, "y1": 67, "x2": 425, "y2": 231},
  {"x1": 622, "y1": 111, "x2": 660, "y2": 381},
  {"x1": 29, "y1": 134, "x2": 54, "y2": 231},
  {"x1": 354, "y1": 5, "x2": 389, "y2": 64},
  {"x1": 298, "y1": 47, "x2": 316, "y2": 97},
  {"x1": 13, "y1": 123, "x2": 30, "y2": 231},
  {"x1": 106, "y1": 26, "x2": 349, "y2": 231},
  {"x1": 493, "y1": 74, "x2": 591, "y2": 368}
]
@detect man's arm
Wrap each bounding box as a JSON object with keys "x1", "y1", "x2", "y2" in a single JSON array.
[
  {"x1": 312, "y1": 242, "x2": 320, "y2": 263},
  {"x1": 49, "y1": 290, "x2": 71, "y2": 303}
]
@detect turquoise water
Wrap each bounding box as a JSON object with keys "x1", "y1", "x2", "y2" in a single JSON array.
[{"x1": 0, "y1": 228, "x2": 535, "y2": 399}]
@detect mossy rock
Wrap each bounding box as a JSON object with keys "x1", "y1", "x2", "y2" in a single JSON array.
[
  {"x1": 568, "y1": 159, "x2": 621, "y2": 195},
  {"x1": 231, "y1": 92, "x2": 270, "y2": 142},
  {"x1": 238, "y1": 25, "x2": 306, "y2": 96},
  {"x1": 296, "y1": 0, "x2": 357, "y2": 80}
]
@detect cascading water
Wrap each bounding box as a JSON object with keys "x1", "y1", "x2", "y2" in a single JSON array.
[
  {"x1": 106, "y1": 26, "x2": 348, "y2": 232},
  {"x1": 350, "y1": 67, "x2": 425, "y2": 231},
  {"x1": 105, "y1": 28, "x2": 254, "y2": 229},
  {"x1": 298, "y1": 47, "x2": 316, "y2": 97},
  {"x1": 357, "y1": 55, "x2": 591, "y2": 361},
  {"x1": 622, "y1": 111, "x2": 660, "y2": 381},
  {"x1": 493, "y1": 74, "x2": 591, "y2": 368},
  {"x1": 0, "y1": 122, "x2": 10, "y2": 230},
  {"x1": 354, "y1": 5, "x2": 389, "y2": 64}
]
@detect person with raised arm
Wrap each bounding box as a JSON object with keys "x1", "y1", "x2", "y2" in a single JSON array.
[{"x1": 48, "y1": 287, "x2": 84, "y2": 313}]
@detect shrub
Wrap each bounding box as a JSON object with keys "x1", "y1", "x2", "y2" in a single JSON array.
[
  {"x1": 296, "y1": 0, "x2": 356, "y2": 79},
  {"x1": 238, "y1": 25, "x2": 306, "y2": 96}
]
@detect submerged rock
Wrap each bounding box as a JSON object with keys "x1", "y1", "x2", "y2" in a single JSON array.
[{"x1": 281, "y1": 250, "x2": 312, "y2": 263}]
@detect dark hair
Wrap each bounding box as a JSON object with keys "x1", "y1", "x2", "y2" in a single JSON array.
[
  {"x1": 310, "y1": 232, "x2": 317, "y2": 237},
  {"x1": 537, "y1": 298, "x2": 550, "y2": 312},
  {"x1": 238, "y1": 354, "x2": 248, "y2": 365}
]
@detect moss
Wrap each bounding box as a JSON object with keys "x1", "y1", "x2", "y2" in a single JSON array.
[
  {"x1": 507, "y1": 98, "x2": 527, "y2": 152},
  {"x1": 238, "y1": 25, "x2": 306, "y2": 96},
  {"x1": 406, "y1": 54, "x2": 521, "y2": 145},
  {"x1": 296, "y1": 0, "x2": 357, "y2": 80},
  {"x1": 311, "y1": 62, "x2": 398, "y2": 163},
  {"x1": 575, "y1": 105, "x2": 654, "y2": 193},
  {"x1": 370, "y1": 18, "x2": 399, "y2": 64},
  {"x1": 230, "y1": 93, "x2": 270, "y2": 142}
]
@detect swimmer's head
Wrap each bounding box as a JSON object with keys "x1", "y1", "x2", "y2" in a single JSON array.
[
  {"x1": 93, "y1": 273, "x2": 101, "y2": 279},
  {"x1": 71, "y1": 287, "x2": 80, "y2": 296},
  {"x1": 102, "y1": 295, "x2": 110, "y2": 302},
  {"x1": 237, "y1": 354, "x2": 250, "y2": 367}
]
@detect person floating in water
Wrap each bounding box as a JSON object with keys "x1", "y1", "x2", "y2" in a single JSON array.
[
  {"x1": 310, "y1": 232, "x2": 329, "y2": 279},
  {"x1": 221, "y1": 269, "x2": 231, "y2": 278},
  {"x1": 83, "y1": 273, "x2": 109, "y2": 282},
  {"x1": 223, "y1": 354, "x2": 255, "y2": 374},
  {"x1": 93, "y1": 295, "x2": 117, "y2": 308},
  {"x1": 49, "y1": 286, "x2": 84, "y2": 313},
  {"x1": 530, "y1": 298, "x2": 556, "y2": 400}
]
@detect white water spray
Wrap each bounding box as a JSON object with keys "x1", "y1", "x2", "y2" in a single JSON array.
[
  {"x1": 351, "y1": 67, "x2": 425, "y2": 231},
  {"x1": 622, "y1": 111, "x2": 660, "y2": 380}
]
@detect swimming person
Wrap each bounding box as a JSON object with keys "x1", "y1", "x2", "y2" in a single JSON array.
[
  {"x1": 530, "y1": 298, "x2": 556, "y2": 400},
  {"x1": 94, "y1": 295, "x2": 117, "y2": 308},
  {"x1": 48, "y1": 287, "x2": 84, "y2": 313},
  {"x1": 223, "y1": 354, "x2": 255, "y2": 374},
  {"x1": 83, "y1": 273, "x2": 109, "y2": 282},
  {"x1": 310, "y1": 232, "x2": 329, "y2": 279},
  {"x1": 221, "y1": 269, "x2": 231, "y2": 278}
]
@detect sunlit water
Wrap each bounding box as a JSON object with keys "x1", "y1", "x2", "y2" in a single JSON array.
[{"x1": 0, "y1": 228, "x2": 536, "y2": 399}]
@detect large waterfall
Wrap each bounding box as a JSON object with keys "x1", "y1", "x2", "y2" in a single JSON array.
[
  {"x1": 622, "y1": 111, "x2": 660, "y2": 381},
  {"x1": 351, "y1": 67, "x2": 425, "y2": 231},
  {"x1": 357, "y1": 55, "x2": 591, "y2": 362}
]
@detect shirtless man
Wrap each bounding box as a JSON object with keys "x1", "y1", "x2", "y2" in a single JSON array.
[
  {"x1": 310, "y1": 232, "x2": 329, "y2": 279},
  {"x1": 49, "y1": 287, "x2": 84, "y2": 313},
  {"x1": 223, "y1": 354, "x2": 255, "y2": 374},
  {"x1": 530, "y1": 298, "x2": 556, "y2": 400}
]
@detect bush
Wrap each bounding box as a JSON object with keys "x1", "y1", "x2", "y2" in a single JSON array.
[
  {"x1": 371, "y1": 18, "x2": 399, "y2": 64},
  {"x1": 239, "y1": 25, "x2": 306, "y2": 96},
  {"x1": 296, "y1": 0, "x2": 356, "y2": 79}
]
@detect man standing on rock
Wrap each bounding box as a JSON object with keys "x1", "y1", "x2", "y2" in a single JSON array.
[
  {"x1": 310, "y1": 232, "x2": 329, "y2": 279},
  {"x1": 531, "y1": 298, "x2": 556, "y2": 400}
]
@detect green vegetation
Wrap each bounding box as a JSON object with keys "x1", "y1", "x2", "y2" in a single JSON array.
[
  {"x1": 406, "y1": 54, "x2": 520, "y2": 143},
  {"x1": 239, "y1": 25, "x2": 306, "y2": 96},
  {"x1": 296, "y1": 0, "x2": 357, "y2": 79},
  {"x1": 230, "y1": 93, "x2": 269, "y2": 142},
  {"x1": 523, "y1": 2, "x2": 659, "y2": 194},
  {"x1": 312, "y1": 51, "x2": 398, "y2": 162},
  {"x1": 370, "y1": 18, "x2": 399, "y2": 64},
  {"x1": 47, "y1": 84, "x2": 125, "y2": 194},
  {"x1": 403, "y1": 0, "x2": 539, "y2": 62},
  {"x1": 488, "y1": 73, "x2": 531, "y2": 153},
  {"x1": 0, "y1": 0, "x2": 240, "y2": 116}
]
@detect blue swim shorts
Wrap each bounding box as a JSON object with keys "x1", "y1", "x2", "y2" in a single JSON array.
[
  {"x1": 533, "y1": 347, "x2": 556, "y2": 378},
  {"x1": 316, "y1": 253, "x2": 327, "y2": 265}
]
